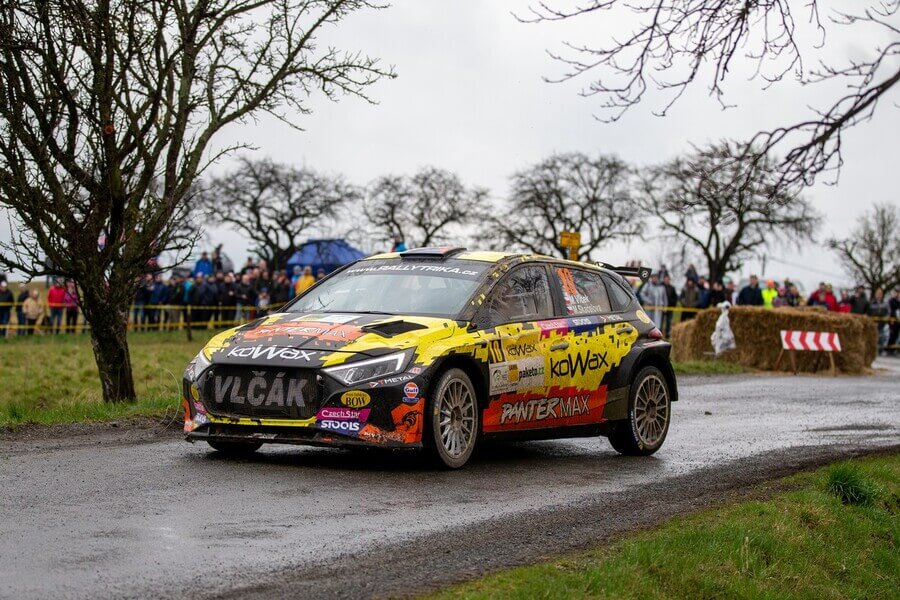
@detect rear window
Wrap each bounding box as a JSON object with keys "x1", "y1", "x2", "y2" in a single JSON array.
[
  {"x1": 553, "y1": 266, "x2": 611, "y2": 315},
  {"x1": 603, "y1": 274, "x2": 636, "y2": 312}
]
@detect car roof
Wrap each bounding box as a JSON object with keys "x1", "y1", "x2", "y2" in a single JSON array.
[{"x1": 362, "y1": 249, "x2": 610, "y2": 274}]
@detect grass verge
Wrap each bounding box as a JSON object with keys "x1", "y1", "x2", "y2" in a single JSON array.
[
  {"x1": 432, "y1": 453, "x2": 900, "y2": 599},
  {"x1": 0, "y1": 330, "x2": 213, "y2": 427}
]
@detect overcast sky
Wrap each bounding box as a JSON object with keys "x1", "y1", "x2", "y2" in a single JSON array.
[{"x1": 10, "y1": 1, "x2": 897, "y2": 291}]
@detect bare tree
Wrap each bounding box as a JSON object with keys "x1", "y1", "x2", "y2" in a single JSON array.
[
  {"x1": 491, "y1": 152, "x2": 640, "y2": 260},
  {"x1": 0, "y1": 0, "x2": 392, "y2": 402},
  {"x1": 638, "y1": 141, "x2": 820, "y2": 282},
  {"x1": 828, "y1": 203, "x2": 900, "y2": 292},
  {"x1": 524, "y1": 1, "x2": 900, "y2": 185},
  {"x1": 365, "y1": 167, "x2": 489, "y2": 248},
  {"x1": 199, "y1": 157, "x2": 360, "y2": 270}
]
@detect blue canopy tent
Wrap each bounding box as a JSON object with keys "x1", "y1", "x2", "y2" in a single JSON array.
[{"x1": 285, "y1": 239, "x2": 367, "y2": 273}]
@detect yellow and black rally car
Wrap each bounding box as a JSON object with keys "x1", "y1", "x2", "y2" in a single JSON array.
[{"x1": 182, "y1": 248, "x2": 677, "y2": 468}]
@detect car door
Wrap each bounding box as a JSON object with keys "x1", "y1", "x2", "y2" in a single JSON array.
[
  {"x1": 478, "y1": 264, "x2": 557, "y2": 433},
  {"x1": 546, "y1": 265, "x2": 639, "y2": 421}
]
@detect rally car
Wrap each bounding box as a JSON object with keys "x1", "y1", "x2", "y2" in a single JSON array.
[{"x1": 182, "y1": 248, "x2": 677, "y2": 468}]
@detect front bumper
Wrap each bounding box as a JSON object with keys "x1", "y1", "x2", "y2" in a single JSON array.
[{"x1": 182, "y1": 368, "x2": 429, "y2": 449}]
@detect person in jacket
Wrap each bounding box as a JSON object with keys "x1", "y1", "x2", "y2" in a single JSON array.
[
  {"x1": 761, "y1": 280, "x2": 778, "y2": 308},
  {"x1": 837, "y1": 290, "x2": 852, "y2": 313},
  {"x1": 887, "y1": 289, "x2": 900, "y2": 356},
  {"x1": 15, "y1": 283, "x2": 28, "y2": 336},
  {"x1": 391, "y1": 234, "x2": 407, "y2": 253},
  {"x1": 47, "y1": 278, "x2": 66, "y2": 333},
  {"x1": 198, "y1": 275, "x2": 219, "y2": 327},
  {"x1": 63, "y1": 280, "x2": 79, "y2": 333},
  {"x1": 193, "y1": 252, "x2": 213, "y2": 278},
  {"x1": 771, "y1": 286, "x2": 790, "y2": 308},
  {"x1": 147, "y1": 274, "x2": 168, "y2": 326},
  {"x1": 256, "y1": 287, "x2": 271, "y2": 317},
  {"x1": 167, "y1": 275, "x2": 184, "y2": 330},
  {"x1": 270, "y1": 272, "x2": 292, "y2": 308},
  {"x1": 236, "y1": 273, "x2": 258, "y2": 322},
  {"x1": 868, "y1": 288, "x2": 890, "y2": 355},
  {"x1": 293, "y1": 265, "x2": 316, "y2": 297},
  {"x1": 22, "y1": 289, "x2": 45, "y2": 335},
  {"x1": 849, "y1": 286, "x2": 870, "y2": 314},
  {"x1": 219, "y1": 273, "x2": 238, "y2": 324},
  {"x1": 638, "y1": 273, "x2": 668, "y2": 328},
  {"x1": 708, "y1": 280, "x2": 727, "y2": 306},
  {"x1": 808, "y1": 282, "x2": 837, "y2": 311},
  {"x1": 685, "y1": 264, "x2": 698, "y2": 285},
  {"x1": 661, "y1": 274, "x2": 678, "y2": 337},
  {"x1": 736, "y1": 275, "x2": 764, "y2": 306},
  {"x1": 0, "y1": 281, "x2": 13, "y2": 338},
  {"x1": 786, "y1": 284, "x2": 801, "y2": 307},
  {"x1": 696, "y1": 276, "x2": 711, "y2": 309},
  {"x1": 679, "y1": 279, "x2": 699, "y2": 321}
]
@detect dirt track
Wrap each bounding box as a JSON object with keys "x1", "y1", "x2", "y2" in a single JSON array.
[{"x1": 1, "y1": 362, "x2": 898, "y2": 599}]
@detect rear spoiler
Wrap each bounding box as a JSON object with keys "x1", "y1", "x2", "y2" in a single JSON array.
[{"x1": 596, "y1": 262, "x2": 652, "y2": 283}]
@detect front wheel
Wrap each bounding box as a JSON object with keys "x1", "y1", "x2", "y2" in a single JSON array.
[
  {"x1": 609, "y1": 366, "x2": 671, "y2": 456},
  {"x1": 207, "y1": 439, "x2": 263, "y2": 456},
  {"x1": 426, "y1": 368, "x2": 480, "y2": 469}
]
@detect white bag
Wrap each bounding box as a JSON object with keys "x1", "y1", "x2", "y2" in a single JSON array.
[{"x1": 711, "y1": 301, "x2": 736, "y2": 356}]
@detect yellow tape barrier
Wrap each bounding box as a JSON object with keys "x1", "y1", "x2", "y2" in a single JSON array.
[{"x1": 0, "y1": 303, "x2": 896, "y2": 336}]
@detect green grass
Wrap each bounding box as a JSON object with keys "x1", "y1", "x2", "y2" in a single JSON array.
[
  {"x1": 0, "y1": 330, "x2": 213, "y2": 427},
  {"x1": 432, "y1": 454, "x2": 900, "y2": 600},
  {"x1": 672, "y1": 359, "x2": 749, "y2": 375}
]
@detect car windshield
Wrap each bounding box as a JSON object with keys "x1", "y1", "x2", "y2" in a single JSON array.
[{"x1": 287, "y1": 259, "x2": 489, "y2": 317}]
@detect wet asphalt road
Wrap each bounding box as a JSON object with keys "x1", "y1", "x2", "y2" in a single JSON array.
[{"x1": 1, "y1": 363, "x2": 898, "y2": 600}]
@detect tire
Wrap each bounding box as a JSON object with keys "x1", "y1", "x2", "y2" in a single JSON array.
[
  {"x1": 426, "y1": 368, "x2": 480, "y2": 469},
  {"x1": 207, "y1": 439, "x2": 263, "y2": 456},
  {"x1": 609, "y1": 366, "x2": 671, "y2": 456}
]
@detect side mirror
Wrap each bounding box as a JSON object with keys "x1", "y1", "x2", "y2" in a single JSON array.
[{"x1": 468, "y1": 309, "x2": 493, "y2": 332}]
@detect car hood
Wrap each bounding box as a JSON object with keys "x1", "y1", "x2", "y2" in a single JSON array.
[{"x1": 204, "y1": 312, "x2": 459, "y2": 369}]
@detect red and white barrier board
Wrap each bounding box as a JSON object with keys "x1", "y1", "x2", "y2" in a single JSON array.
[{"x1": 780, "y1": 330, "x2": 842, "y2": 352}]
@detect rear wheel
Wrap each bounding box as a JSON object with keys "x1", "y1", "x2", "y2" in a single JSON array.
[
  {"x1": 207, "y1": 439, "x2": 263, "y2": 456},
  {"x1": 609, "y1": 366, "x2": 671, "y2": 456},
  {"x1": 426, "y1": 368, "x2": 479, "y2": 469}
]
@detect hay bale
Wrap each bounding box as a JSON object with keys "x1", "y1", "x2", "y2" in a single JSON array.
[{"x1": 670, "y1": 307, "x2": 877, "y2": 374}]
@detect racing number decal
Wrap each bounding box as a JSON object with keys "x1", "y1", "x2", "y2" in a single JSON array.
[
  {"x1": 488, "y1": 339, "x2": 505, "y2": 363},
  {"x1": 556, "y1": 267, "x2": 578, "y2": 297}
]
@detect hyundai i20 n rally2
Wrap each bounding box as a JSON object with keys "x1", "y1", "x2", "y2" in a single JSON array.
[{"x1": 182, "y1": 248, "x2": 677, "y2": 468}]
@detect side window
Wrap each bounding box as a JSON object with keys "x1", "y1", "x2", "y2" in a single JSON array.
[
  {"x1": 603, "y1": 274, "x2": 635, "y2": 312},
  {"x1": 487, "y1": 266, "x2": 553, "y2": 324},
  {"x1": 553, "y1": 267, "x2": 611, "y2": 315}
]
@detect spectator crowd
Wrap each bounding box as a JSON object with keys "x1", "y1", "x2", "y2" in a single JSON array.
[
  {"x1": 635, "y1": 264, "x2": 899, "y2": 356},
  {"x1": 0, "y1": 249, "x2": 330, "y2": 336},
  {"x1": 1, "y1": 254, "x2": 898, "y2": 357}
]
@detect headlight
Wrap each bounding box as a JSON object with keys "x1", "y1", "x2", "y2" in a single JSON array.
[
  {"x1": 189, "y1": 350, "x2": 212, "y2": 382},
  {"x1": 323, "y1": 351, "x2": 410, "y2": 386}
]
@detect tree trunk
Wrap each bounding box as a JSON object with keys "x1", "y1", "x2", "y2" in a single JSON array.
[{"x1": 87, "y1": 304, "x2": 137, "y2": 403}]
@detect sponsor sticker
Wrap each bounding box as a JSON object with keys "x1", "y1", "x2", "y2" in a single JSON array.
[
  {"x1": 341, "y1": 390, "x2": 371, "y2": 408},
  {"x1": 211, "y1": 372, "x2": 308, "y2": 407},
  {"x1": 403, "y1": 382, "x2": 419, "y2": 398},
  {"x1": 317, "y1": 407, "x2": 371, "y2": 422},
  {"x1": 499, "y1": 394, "x2": 590, "y2": 425},
  {"x1": 226, "y1": 345, "x2": 318, "y2": 362},
  {"x1": 490, "y1": 357, "x2": 545, "y2": 395},
  {"x1": 318, "y1": 420, "x2": 361, "y2": 433},
  {"x1": 635, "y1": 309, "x2": 652, "y2": 324}
]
